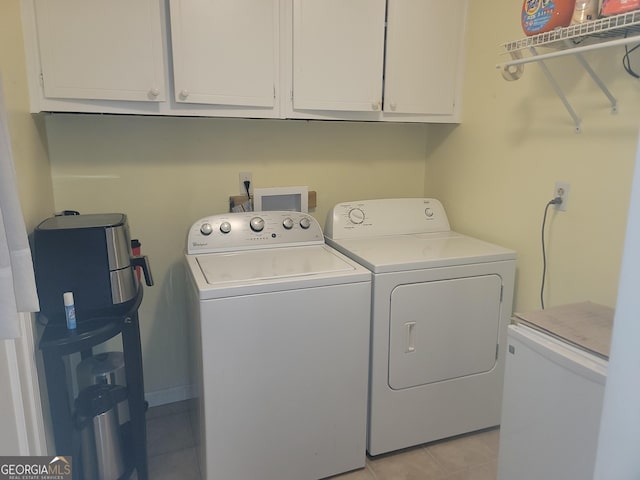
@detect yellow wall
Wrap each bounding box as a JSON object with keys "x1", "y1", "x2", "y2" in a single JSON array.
[
  {"x1": 1, "y1": 1, "x2": 53, "y2": 230},
  {"x1": 425, "y1": 0, "x2": 640, "y2": 312},
  {"x1": 1, "y1": 0, "x2": 54, "y2": 454},
  {"x1": 45, "y1": 115, "x2": 428, "y2": 398}
]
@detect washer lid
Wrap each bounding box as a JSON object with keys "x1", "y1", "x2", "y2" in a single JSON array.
[
  {"x1": 197, "y1": 245, "x2": 355, "y2": 284},
  {"x1": 327, "y1": 232, "x2": 516, "y2": 274},
  {"x1": 188, "y1": 245, "x2": 370, "y2": 298}
]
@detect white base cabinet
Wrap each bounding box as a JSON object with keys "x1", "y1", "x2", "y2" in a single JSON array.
[{"x1": 21, "y1": 0, "x2": 467, "y2": 123}]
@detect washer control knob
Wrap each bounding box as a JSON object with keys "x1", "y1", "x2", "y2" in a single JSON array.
[
  {"x1": 348, "y1": 208, "x2": 365, "y2": 224},
  {"x1": 425, "y1": 208, "x2": 434, "y2": 218},
  {"x1": 299, "y1": 217, "x2": 311, "y2": 229},
  {"x1": 250, "y1": 217, "x2": 265, "y2": 232},
  {"x1": 283, "y1": 217, "x2": 294, "y2": 230},
  {"x1": 219, "y1": 221, "x2": 232, "y2": 234},
  {"x1": 200, "y1": 223, "x2": 213, "y2": 236}
]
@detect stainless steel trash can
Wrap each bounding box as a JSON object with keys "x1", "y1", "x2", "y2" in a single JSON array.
[{"x1": 76, "y1": 384, "x2": 127, "y2": 480}]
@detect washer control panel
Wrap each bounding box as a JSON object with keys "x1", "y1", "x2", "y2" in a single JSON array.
[
  {"x1": 187, "y1": 211, "x2": 324, "y2": 254},
  {"x1": 324, "y1": 198, "x2": 451, "y2": 239}
]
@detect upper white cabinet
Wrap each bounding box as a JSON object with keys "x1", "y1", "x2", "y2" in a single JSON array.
[
  {"x1": 292, "y1": 0, "x2": 386, "y2": 112},
  {"x1": 287, "y1": 0, "x2": 468, "y2": 122},
  {"x1": 21, "y1": 0, "x2": 467, "y2": 122},
  {"x1": 384, "y1": 0, "x2": 466, "y2": 116},
  {"x1": 32, "y1": 0, "x2": 166, "y2": 103},
  {"x1": 169, "y1": 0, "x2": 278, "y2": 109}
]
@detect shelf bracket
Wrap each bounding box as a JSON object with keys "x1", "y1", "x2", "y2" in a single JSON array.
[
  {"x1": 497, "y1": 12, "x2": 640, "y2": 131},
  {"x1": 529, "y1": 47, "x2": 582, "y2": 133},
  {"x1": 501, "y1": 51, "x2": 525, "y2": 81},
  {"x1": 563, "y1": 40, "x2": 618, "y2": 114}
]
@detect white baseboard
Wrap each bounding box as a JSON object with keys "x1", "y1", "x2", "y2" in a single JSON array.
[{"x1": 145, "y1": 384, "x2": 195, "y2": 408}]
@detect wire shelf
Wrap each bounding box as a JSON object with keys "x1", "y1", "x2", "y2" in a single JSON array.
[
  {"x1": 502, "y1": 10, "x2": 640, "y2": 53},
  {"x1": 496, "y1": 10, "x2": 640, "y2": 131}
]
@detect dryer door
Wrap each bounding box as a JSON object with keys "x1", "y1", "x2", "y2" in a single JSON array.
[{"x1": 388, "y1": 275, "x2": 502, "y2": 390}]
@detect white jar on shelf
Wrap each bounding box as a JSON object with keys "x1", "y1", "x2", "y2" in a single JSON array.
[{"x1": 572, "y1": 0, "x2": 601, "y2": 24}]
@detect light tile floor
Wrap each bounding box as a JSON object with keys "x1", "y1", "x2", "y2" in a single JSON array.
[
  {"x1": 140, "y1": 400, "x2": 499, "y2": 480},
  {"x1": 141, "y1": 400, "x2": 201, "y2": 480}
]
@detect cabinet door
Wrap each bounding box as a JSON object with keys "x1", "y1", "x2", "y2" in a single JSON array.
[
  {"x1": 34, "y1": 0, "x2": 165, "y2": 102},
  {"x1": 292, "y1": 0, "x2": 386, "y2": 112},
  {"x1": 384, "y1": 0, "x2": 466, "y2": 115},
  {"x1": 170, "y1": 0, "x2": 278, "y2": 108}
]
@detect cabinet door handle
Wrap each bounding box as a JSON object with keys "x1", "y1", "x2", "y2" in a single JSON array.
[
  {"x1": 389, "y1": 102, "x2": 397, "y2": 111},
  {"x1": 371, "y1": 101, "x2": 381, "y2": 111},
  {"x1": 148, "y1": 88, "x2": 160, "y2": 98},
  {"x1": 180, "y1": 89, "x2": 190, "y2": 100}
]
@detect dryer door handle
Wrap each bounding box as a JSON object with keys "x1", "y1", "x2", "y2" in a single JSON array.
[{"x1": 405, "y1": 322, "x2": 416, "y2": 353}]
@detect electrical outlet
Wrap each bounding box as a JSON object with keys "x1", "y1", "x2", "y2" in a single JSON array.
[
  {"x1": 554, "y1": 181, "x2": 570, "y2": 211},
  {"x1": 239, "y1": 172, "x2": 252, "y2": 195}
]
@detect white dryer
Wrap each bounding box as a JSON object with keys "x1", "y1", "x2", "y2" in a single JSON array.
[
  {"x1": 325, "y1": 198, "x2": 516, "y2": 456},
  {"x1": 185, "y1": 211, "x2": 371, "y2": 480}
]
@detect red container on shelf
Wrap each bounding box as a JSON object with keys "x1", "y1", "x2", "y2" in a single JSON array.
[
  {"x1": 601, "y1": 0, "x2": 640, "y2": 16},
  {"x1": 522, "y1": 0, "x2": 577, "y2": 36}
]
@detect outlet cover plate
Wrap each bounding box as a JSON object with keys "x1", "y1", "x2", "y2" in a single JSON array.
[{"x1": 554, "y1": 181, "x2": 570, "y2": 211}]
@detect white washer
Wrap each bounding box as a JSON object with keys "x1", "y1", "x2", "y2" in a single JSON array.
[
  {"x1": 185, "y1": 211, "x2": 371, "y2": 480},
  {"x1": 325, "y1": 198, "x2": 516, "y2": 455}
]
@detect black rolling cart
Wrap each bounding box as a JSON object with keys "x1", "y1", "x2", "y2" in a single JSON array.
[{"x1": 39, "y1": 287, "x2": 148, "y2": 480}]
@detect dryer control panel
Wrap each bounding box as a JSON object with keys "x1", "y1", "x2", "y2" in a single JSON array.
[
  {"x1": 325, "y1": 198, "x2": 451, "y2": 239},
  {"x1": 187, "y1": 211, "x2": 324, "y2": 254}
]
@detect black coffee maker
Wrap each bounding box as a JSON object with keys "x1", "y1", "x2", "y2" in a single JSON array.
[{"x1": 33, "y1": 213, "x2": 153, "y2": 323}]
